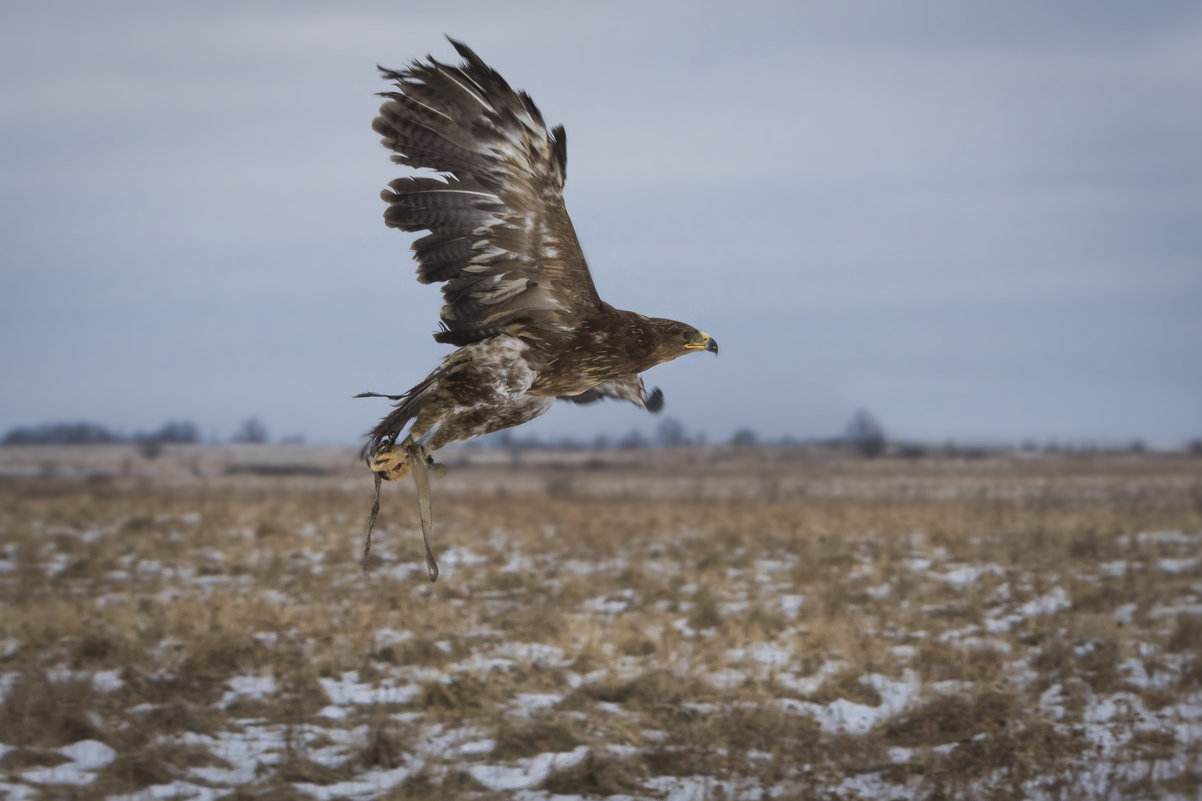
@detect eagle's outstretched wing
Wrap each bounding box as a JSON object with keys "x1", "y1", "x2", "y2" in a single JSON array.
[{"x1": 374, "y1": 38, "x2": 601, "y2": 349}]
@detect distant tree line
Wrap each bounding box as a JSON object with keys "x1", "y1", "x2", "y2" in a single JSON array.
[
  {"x1": 2, "y1": 418, "x2": 272, "y2": 446},
  {"x1": 479, "y1": 409, "x2": 1199, "y2": 458},
  {"x1": 4, "y1": 413, "x2": 1199, "y2": 456},
  {"x1": 2, "y1": 421, "x2": 125, "y2": 445}
]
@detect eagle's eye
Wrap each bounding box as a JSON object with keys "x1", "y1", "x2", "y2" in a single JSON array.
[{"x1": 680, "y1": 331, "x2": 692, "y2": 343}]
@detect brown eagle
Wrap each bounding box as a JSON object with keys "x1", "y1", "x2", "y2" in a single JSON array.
[{"x1": 358, "y1": 40, "x2": 717, "y2": 578}]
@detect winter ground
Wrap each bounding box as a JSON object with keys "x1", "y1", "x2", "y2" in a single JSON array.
[{"x1": 0, "y1": 445, "x2": 1200, "y2": 800}]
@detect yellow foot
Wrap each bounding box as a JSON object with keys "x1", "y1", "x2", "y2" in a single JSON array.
[{"x1": 369, "y1": 445, "x2": 411, "y2": 481}]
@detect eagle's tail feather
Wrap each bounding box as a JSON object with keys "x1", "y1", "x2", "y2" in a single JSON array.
[
  {"x1": 354, "y1": 391, "x2": 406, "y2": 401},
  {"x1": 358, "y1": 355, "x2": 471, "y2": 460}
]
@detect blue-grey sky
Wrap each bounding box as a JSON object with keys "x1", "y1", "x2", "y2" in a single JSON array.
[{"x1": 3, "y1": 1, "x2": 1200, "y2": 447}]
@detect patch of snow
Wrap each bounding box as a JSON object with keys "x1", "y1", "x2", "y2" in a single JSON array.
[
  {"x1": 778, "y1": 594, "x2": 805, "y2": 616},
  {"x1": 587, "y1": 588, "x2": 639, "y2": 615},
  {"x1": 373, "y1": 628, "x2": 412, "y2": 647},
  {"x1": 726, "y1": 642, "x2": 792, "y2": 668},
  {"x1": 708, "y1": 669, "x2": 748, "y2": 689},
  {"x1": 720, "y1": 600, "x2": 750, "y2": 616},
  {"x1": 984, "y1": 614, "x2": 1024, "y2": 633},
  {"x1": 92, "y1": 669, "x2": 125, "y2": 693},
  {"x1": 494, "y1": 642, "x2": 566, "y2": 665},
  {"x1": 833, "y1": 771, "x2": 923, "y2": 801},
  {"x1": 562, "y1": 557, "x2": 627, "y2": 576},
  {"x1": 959, "y1": 636, "x2": 1012, "y2": 653},
  {"x1": 295, "y1": 765, "x2": 414, "y2": 800},
  {"x1": 1018, "y1": 587, "x2": 1071, "y2": 617},
  {"x1": 755, "y1": 558, "x2": 794, "y2": 574},
  {"x1": 22, "y1": 739, "x2": 116, "y2": 786},
  {"x1": 1158, "y1": 557, "x2": 1197, "y2": 574},
  {"x1": 181, "y1": 723, "x2": 293, "y2": 783},
  {"x1": 319, "y1": 671, "x2": 418, "y2": 706},
  {"x1": 907, "y1": 556, "x2": 932, "y2": 572},
  {"x1": 934, "y1": 564, "x2": 1003, "y2": 585},
  {"x1": 585, "y1": 594, "x2": 631, "y2": 616},
  {"x1": 500, "y1": 553, "x2": 534, "y2": 572},
  {"x1": 0, "y1": 781, "x2": 39, "y2": 801},
  {"x1": 196, "y1": 547, "x2": 225, "y2": 564},
  {"x1": 1135, "y1": 531, "x2": 1197, "y2": 546},
  {"x1": 42, "y1": 554, "x2": 71, "y2": 577},
  {"x1": 439, "y1": 546, "x2": 488, "y2": 567},
  {"x1": 469, "y1": 744, "x2": 589, "y2": 791},
  {"x1": 929, "y1": 680, "x2": 975, "y2": 695},
  {"x1": 47, "y1": 666, "x2": 90, "y2": 684},
  {"x1": 672, "y1": 618, "x2": 700, "y2": 638},
  {"x1": 449, "y1": 653, "x2": 518, "y2": 673},
  {"x1": 1149, "y1": 602, "x2": 1202, "y2": 618},
  {"x1": 1039, "y1": 683, "x2": 1066, "y2": 721},
  {"x1": 1113, "y1": 603, "x2": 1138, "y2": 625},
  {"x1": 459, "y1": 739, "x2": 495, "y2": 755},
  {"x1": 1120, "y1": 658, "x2": 1180, "y2": 692},
  {"x1": 215, "y1": 673, "x2": 277, "y2": 709},
  {"x1": 779, "y1": 672, "x2": 919, "y2": 735},
  {"x1": 607, "y1": 743, "x2": 642, "y2": 759},
  {"x1": 510, "y1": 692, "x2": 563, "y2": 716},
  {"x1": 95, "y1": 591, "x2": 129, "y2": 607},
  {"x1": 775, "y1": 673, "x2": 824, "y2": 696},
  {"x1": 191, "y1": 574, "x2": 252, "y2": 588},
  {"x1": 0, "y1": 672, "x2": 19, "y2": 702},
  {"x1": 646, "y1": 774, "x2": 773, "y2": 801},
  {"x1": 937, "y1": 625, "x2": 979, "y2": 643},
  {"x1": 1100, "y1": 560, "x2": 1132, "y2": 577},
  {"x1": 1176, "y1": 697, "x2": 1202, "y2": 722},
  {"x1": 107, "y1": 780, "x2": 219, "y2": 800}
]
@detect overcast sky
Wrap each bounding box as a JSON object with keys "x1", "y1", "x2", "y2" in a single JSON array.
[{"x1": 2, "y1": 1, "x2": 1200, "y2": 447}]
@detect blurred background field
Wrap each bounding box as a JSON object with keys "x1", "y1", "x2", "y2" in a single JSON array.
[{"x1": 1, "y1": 444, "x2": 1200, "y2": 799}]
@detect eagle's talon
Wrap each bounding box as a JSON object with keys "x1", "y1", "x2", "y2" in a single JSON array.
[{"x1": 369, "y1": 446, "x2": 411, "y2": 481}]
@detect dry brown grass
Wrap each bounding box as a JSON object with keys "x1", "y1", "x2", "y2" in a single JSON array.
[{"x1": 1, "y1": 445, "x2": 1201, "y2": 798}]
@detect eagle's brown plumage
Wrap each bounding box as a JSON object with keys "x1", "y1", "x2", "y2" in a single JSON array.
[{"x1": 360, "y1": 38, "x2": 717, "y2": 468}]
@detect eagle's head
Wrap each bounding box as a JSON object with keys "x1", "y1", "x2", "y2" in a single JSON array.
[{"x1": 650, "y1": 319, "x2": 719, "y2": 363}]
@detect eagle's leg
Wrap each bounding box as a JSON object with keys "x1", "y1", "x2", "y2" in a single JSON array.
[
  {"x1": 360, "y1": 436, "x2": 441, "y2": 578},
  {"x1": 402, "y1": 437, "x2": 439, "y2": 582}
]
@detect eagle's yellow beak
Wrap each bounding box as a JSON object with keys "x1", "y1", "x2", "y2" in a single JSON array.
[{"x1": 686, "y1": 332, "x2": 719, "y2": 354}]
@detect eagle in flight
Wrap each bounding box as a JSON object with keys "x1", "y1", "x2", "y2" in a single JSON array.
[{"x1": 358, "y1": 39, "x2": 717, "y2": 578}]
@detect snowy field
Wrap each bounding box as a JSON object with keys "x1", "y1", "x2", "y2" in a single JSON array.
[{"x1": 0, "y1": 445, "x2": 1200, "y2": 800}]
